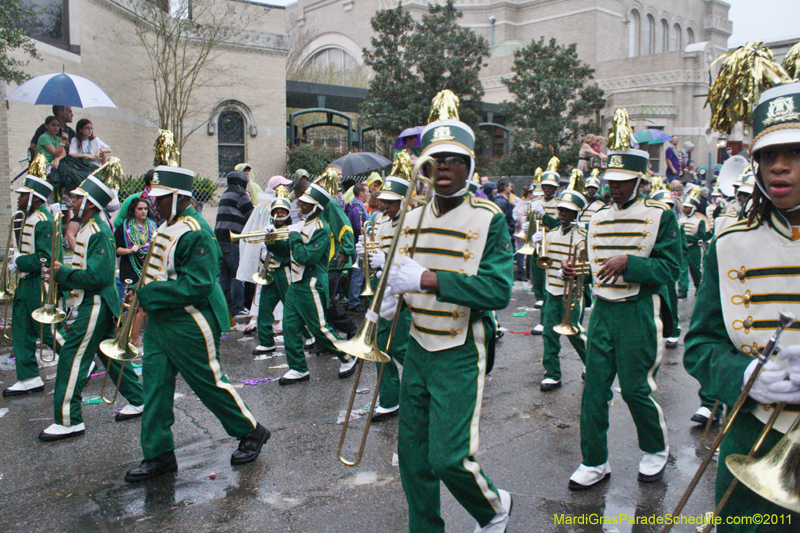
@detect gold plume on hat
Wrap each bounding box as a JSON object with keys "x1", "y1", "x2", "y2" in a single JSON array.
[
  {"x1": 89, "y1": 156, "x2": 124, "y2": 190},
  {"x1": 687, "y1": 186, "x2": 703, "y2": 201},
  {"x1": 275, "y1": 185, "x2": 290, "y2": 199},
  {"x1": 389, "y1": 150, "x2": 414, "y2": 182},
  {"x1": 707, "y1": 42, "x2": 791, "y2": 134},
  {"x1": 545, "y1": 157, "x2": 560, "y2": 174},
  {"x1": 589, "y1": 168, "x2": 600, "y2": 180},
  {"x1": 784, "y1": 42, "x2": 800, "y2": 80},
  {"x1": 427, "y1": 90, "x2": 460, "y2": 123},
  {"x1": 650, "y1": 175, "x2": 665, "y2": 194},
  {"x1": 607, "y1": 109, "x2": 634, "y2": 151},
  {"x1": 313, "y1": 167, "x2": 340, "y2": 196},
  {"x1": 153, "y1": 130, "x2": 180, "y2": 167},
  {"x1": 533, "y1": 168, "x2": 543, "y2": 184},
  {"x1": 28, "y1": 153, "x2": 48, "y2": 180},
  {"x1": 567, "y1": 169, "x2": 586, "y2": 194}
]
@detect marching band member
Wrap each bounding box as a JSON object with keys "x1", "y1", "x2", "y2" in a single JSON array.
[
  {"x1": 126, "y1": 156, "x2": 268, "y2": 482},
  {"x1": 677, "y1": 187, "x2": 709, "y2": 298},
  {"x1": 566, "y1": 109, "x2": 681, "y2": 490},
  {"x1": 530, "y1": 158, "x2": 561, "y2": 334},
  {"x1": 278, "y1": 183, "x2": 357, "y2": 384},
  {"x1": 579, "y1": 169, "x2": 605, "y2": 227},
  {"x1": 4, "y1": 167, "x2": 64, "y2": 397},
  {"x1": 684, "y1": 72, "x2": 800, "y2": 530},
  {"x1": 382, "y1": 91, "x2": 514, "y2": 533},
  {"x1": 539, "y1": 173, "x2": 588, "y2": 392},
  {"x1": 41, "y1": 173, "x2": 145, "y2": 441}
]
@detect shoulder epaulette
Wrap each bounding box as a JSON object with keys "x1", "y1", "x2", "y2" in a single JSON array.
[
  {"x1": 36, "y1": 212, "x2": 47, "y2": 222},
  {"x1": 577, "y1": 226, "x2": 588, "y2": 237},
  {"x1": 89, "y1": 220, "x2": 101, "y2": 234},
  {"x1": 469, "y1": 196, "x2": 501, "y2": 214},
  {"x1": 716, "y1": 218, "x2": 759, "y2": 240},
  {"x1": 314, "y1": 218, "x2": 324, "y2": 229},
  {"x1": 184, "y1": 217, "x2": 201, "y2": 231},
  {"x1": 644, "y1": 198, "x2": 669, "y2": 211},
  {"x1": 697, "y1": 213, "x2": 710, "y2": 225}
]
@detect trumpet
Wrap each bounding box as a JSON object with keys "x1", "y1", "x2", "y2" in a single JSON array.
[
  {"x1": 32, "y1": 213, "x2": 66, "y2": 363},
  {"x1": 359, "y1": 220, "x2": 379, "y2": 298},
  {"x1": 230, "y1": 226, "x2": 290, "y2": 244},
  {"x1": 0, "y1": 211, "x2": 25, "y2": 339},
  {"x1": 663, "y1": 310, "x2": 796, "y2": 532},
  {"x1": 535, "y1": 214, "x2": 552, "y2": 268},
  {"x1": 515, "y1": 208, "x2": 537, "y2": 256},
  {"x1": 98, "y1": 242, "x2": 157, "y2": 404},
  {"x1": 553, "y1": 230, "x2": 589, "y2": 336},
  {"x1": 334, "y1": 155, "x2": 433, "y2": 467}
]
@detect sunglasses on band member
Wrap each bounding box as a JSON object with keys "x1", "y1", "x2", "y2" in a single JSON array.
[{"x1": 433, "y1": 155, "x2": 469, "y2": 167}]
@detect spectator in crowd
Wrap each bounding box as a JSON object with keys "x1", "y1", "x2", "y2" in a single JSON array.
[
  {"x1": 493, "y1": 178, "x2": 515, "y2": 237},
  {"x1": 68, "y1": 119, "x2": 111, "y2": 167},
  {"x1": 682, "y1": 141, "x2": 695, "y2": 167},
  {"x1": 666, "y1": 136, "x2": 681, "y2": 181},
  {"x1": 62, "y1": 188, "x2": 81, "y2": 251},
  {"x1": 290, "y1": 174, "x2": 311, "y2": 224},
  {"x1": 482, "y1": 181, "x2": 496, "y2": 201},
  {"x1": 235, "y1": 163, "x2": 265, "y2": 206},
  {"x1": 578, "y1": 134, "x2": 607, "y2": 176},
  {"x1": 36, "y1": 116, "x2": 68, "y2": 169},
  {"x1": 115, "y1": 170, "x2": 157, "y2": 228},
  {"x1": 215, "y1": 170, "x2": 254, "y2": 318},
  {"x1": 513, "y1": 185, "x2": 534, "y2": 281},
  {"x1": 345, "y1": 182, "x2": 370, "y2": 312},
  {"x1": 29, "y1": 105, "x2": 75, "y2": 158},
  {"x1": 698, "y1": 186, "x2": 710, "y2": 215},
  {"x1": 115, "y1": 196, "x2": 158, "y2": 347}
]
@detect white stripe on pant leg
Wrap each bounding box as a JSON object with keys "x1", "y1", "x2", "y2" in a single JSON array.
[
  {"x1": 646, "y1": 294, "x2": 669, "y2": 448},
  {"x1": 61, "y1": 296, "x2": 101, "y2": 426},
  {"x1": 461, "y1": 320, "x2": 503, "y2": 515},
  {"x1": 309, "y1": 277, "x2": 341, "y2": 346},
  {"x1": 185, "y1": 305, "x2": 256, "y2": 427}
]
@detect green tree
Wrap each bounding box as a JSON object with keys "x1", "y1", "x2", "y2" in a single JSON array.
[
  {"x1": 0, "y1": 0, "x2": 41, "y2": 83},
  {"x1": 360, "y1": 1, "x2": 489, "y2": 156},
  {"x1": 501, "y1": 37, "x2": 605, "y2": 174}
]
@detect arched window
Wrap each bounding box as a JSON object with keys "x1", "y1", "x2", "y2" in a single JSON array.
[
  {"x1": 629, "y1": 10, "x2": 640, "y2": 57},
  {"x1": 657, "y1": 19, "x2": 668, "y2": 53},
  {"x1": 309, "y1": 48, "x2": 357, "y2": 70},
  {"x1": 687, "y1": 27, "x2": 695, "y2": 45},
  {"x1": 643, "y1": 15, "x2": 655, "y2": 55},
  {"x1": 217, "y1": 109, "x2": 246, "y2": 176},
  {"x1": 670, "y1": 24, "x2": 682, "y2": 51}
]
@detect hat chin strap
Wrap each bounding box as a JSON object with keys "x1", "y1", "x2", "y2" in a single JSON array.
[
  {"x1": 614, "y1": 177, "x2": 641, "y2": 207},
  {"x1": 300, "y1": 204, "x2": 319, "y2": 220},
  {"x1": 435, "y1": 187, "x2": 467, "y2": 199},
  {"x1": 77, "y1": 196, "x2": 88, "y2": 219},
  {"x1": 27, "y1": 194, "x2": 34, "y2": 212},
  {"x1": 272, "y1": 214, "x2": 289, "y2": 223}
]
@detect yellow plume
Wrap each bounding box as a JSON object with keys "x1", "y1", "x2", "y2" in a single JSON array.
[
  {"x1": 533, "y1": 168, "x2": 543, "y2": 184},
  {"x1": 313, "y1": 167, "x2": 340, "y2": 196},
  {"x1": 428, "y1": 90, "x2": 460, "y2": 123},
  {"x1": 275, "y1": 185, "x2": 290, "y2": 199},
  {"x1": 567, "y1": 169, "x2": 586, "y2": 194},
  {"x1": 153, "y1": 130, "x2": 180, "y2": 167},
  {"x1": 89, "y1": 156, "x2": 124, "y2": 190},
  {"x1": 28, "y1": 153, "x2": 48, "y2": 180},
  {"x1": 389, "y1": 150, "x2": 414, "y2": 182},
  {"x1": 607, "y1": 109, "x2": 634, "y2": 151},
  {"x1": 784, "y1": 41, "x2": 800, "y2": 80},
  {"x1": 650, "y1": 176, "x2": 665, "y2": 194},
  {"x1": 687, "y1": 185, "x2": 703, "y2": 201},
  {"x1": 589, "y1": 168, "x2": 600, "y2": 180},
  {"x1": 545, "y1": 157, "x2": 560, "y2": 174}
]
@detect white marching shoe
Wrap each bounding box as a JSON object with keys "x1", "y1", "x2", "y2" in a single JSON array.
[
  {"x1": 39, "y1": 422, "x2": 86, "y2": 442},
  {"x1": 338, "y1": 358, "x2": 358, "y2": 379},
  {"x1": 638, "y1": 447, "x2": 669, "y2": 482},
  {"x1": 115, "y1": 403, "x2": 145, "y2": 422},
  {"x1": 473, "y1": 489, "x2": 513, "y2": 533},
  {"x1": 530, "y1": 324, "x2": 544, "y2": 335},
  {"x1": 534, "y1": 300, "x2": 544, "y2": 310},
  {"x1": 304, "y1": 336, "x2": 316, "y2": 347},
  {"x1": 3, "y1": 376, "x2": 45, "y2": 397},
  {"x1": 278, "y1": 369, "x2": 310, "y2": 385},
  {"x1": 568, "y1": 462, "x2": 611, "y2": 491}
]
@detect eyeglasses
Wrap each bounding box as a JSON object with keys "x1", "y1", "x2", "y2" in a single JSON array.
[{"x1": 433, "y1": 156, "x2": 468, "y2": 167}]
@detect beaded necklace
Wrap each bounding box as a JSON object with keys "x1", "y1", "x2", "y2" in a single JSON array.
[{"x1": 124, "y1": 217, "x2": 156, "y2": 276}]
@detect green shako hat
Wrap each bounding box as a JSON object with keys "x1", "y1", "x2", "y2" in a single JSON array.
[
  {"x1": 15, "y1": 154, "x2": 53, "y2": 203},
  {"x1": 604, "y1": 109, "x2": 649, "y2": 181},
  {"x1": 557, "y1": 169, "x2": 587, "y2": 212},
  {"x1": 682, "y1": 186, "x2": 702, "y2": 209},
  {"x1": 737, "y1": 172, "x2": 756, "y2": 195},
  {"x1": 73, "y1": 157, "x2": 125, "y2": 210},
  {"x1": 378, "y1": 150, "x2": 413, "y2": 201},
  {"x1": 651, "y1": 190, "x2": 675, "y2": 206},
  {"x1": 752, "y1": 82, "x2": 800, "y2": 154},
  {"x1": 420, "y1": 90, "x2": 476, "y2": 179},
  {"x1": 541, "y1": 157, "x2": 561, "y2": 187},
  {"x1": 299, "y1": 183, "x2": 332, "y2": 208},
  {"x1": 585, "y1": 169, "x2": 602, "y2": 190}
]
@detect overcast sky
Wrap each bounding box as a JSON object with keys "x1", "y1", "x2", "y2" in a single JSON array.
[{"x1": 726, "y1": 0, "x2": 800, "y2": 46}]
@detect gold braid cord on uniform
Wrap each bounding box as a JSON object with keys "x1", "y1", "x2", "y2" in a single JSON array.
[
  {"x1": 567, "y1": 169, "x2": 586, "y2": 194},
  {"x1": 427, "y1": 90, "x2": 460, "y2": 123},
  {"x1": 28, "y1": 153, "x2": 48, "y2": 179},
  {"x1": 89, "y1": 157, "x2": 124, "y2": 190},
  {"x1": 153, "y1": 129, "x2": 180, "y2": 167},
  {"x1": 707, "y1": 42, "x2": 791, "y2": 134},
  {"x1": 784, "y1": 42, "x2": 800, "y2": 81},
  {"x1": 606, "y1": 109, "x2": 634, "y2": 151},
  {"x1": 390, "y1": 150, "x2": 414, "y2": 181}
]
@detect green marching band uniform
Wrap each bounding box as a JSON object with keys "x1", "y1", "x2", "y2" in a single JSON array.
[
  {"x1": 684, "y1": 77, "x2": 800, "y2": 531},
  {"x1": 678, "y1": 187, "x2": 709, "y2": 295},
  {"x1": 579, "y1": 170, "x2": 606, "y2": 227},
  {"x1": 382, "y1": 93, "x2": 514, "y2": 532},
  {"x1": 539, "y1": 176, "x2": 588, "y2": 391},
  {"x1": 40, "y1": 175, "x2": 145, "y2": 441},
  {"x1": 530, "y1": 161, "x2": 561, "y2": 310},
  {"x1": 126, "y1": 161, "x2": 268, "y2": 482},
  {"x1": 277, "y1": 182, "x2": 357, "y2": 384},
  {"x1": 4, "y1": 174, "x2": 65, "y2": 397},
  {"x1": 569, "y1": 109, "x2": 681, "y2": 491},
  {"x1": 368, "y1": 173, "x2": 413, "y2": 420},
  {"x1": 254, "y1": 193, "x2": 292, "y2": 355}
]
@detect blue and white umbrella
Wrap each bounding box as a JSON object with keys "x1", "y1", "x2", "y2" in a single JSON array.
[{"x1": 6, "y1": 73, "x2": 116, "y2": 108}]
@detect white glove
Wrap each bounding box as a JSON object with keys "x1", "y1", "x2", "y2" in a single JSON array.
[
  {"x1": 369, "y1": 251, "x2": 386, "y2": 270},
  {"x1": 387, "y1": 257, "x2": 428, "y2": 295},
  {"x1": 521, "y1": 221, "x2": 529, "y2": 232},
  {"x1": 262, "y1": 223, "x2": 276, "y2": 234},
  {"x1": 49, "y1": 203, "x2": 62, "y2": 214},
  {"x1": 782, "y1": 345, "x2": 800, "y2": 386},
  {"x1": 287, "y1": 223, "x2": 303, "y2": 235},
  {"x1": 260, "y1": 244, "x2": 267, "y2": 262},
  {"x1": 556, "y1": 269, "x2": 564, "y2": 279},
  {"x1": 357, "y1": 234, "x2": 365, "y2": 244},
  {"x1": 576, "y1": 221, "x2": 587, "y2": 230},
  {"x1": 531, "y1": 231, "x2": 544, "y2": 244},
  {"x1": 8, "y1": 251, "x2": 20, "y2": 274},
  {"x1": 746, "y1": 356, "x2": 800, "y2": 404},
  {"x1": 531, "y1": 202, "x2": 545, "y2": 217},
  {"x1": 379, "y1": 289, "x2": 399, "y2": 320},
  {"x1": 355, "y1": 242, "x2": 365, "y2": 256}
]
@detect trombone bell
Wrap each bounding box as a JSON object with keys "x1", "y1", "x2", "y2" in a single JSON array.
[
  {"x1": 32, "y1": 306, "x2": 66, "y2": 324},
  {"x1": 98, "y1": 338, "x2": 138, "y2": 362},
  {"x1": 334, "y1": 318, "x2": 391, "y2": 363}
]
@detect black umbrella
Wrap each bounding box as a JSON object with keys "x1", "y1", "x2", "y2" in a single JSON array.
[{"x1": 330, "y1": 152, "x2": 392, "y2": 177}]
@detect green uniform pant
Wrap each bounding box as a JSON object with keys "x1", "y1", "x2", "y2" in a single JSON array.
[
  {"x1": 12, "y1": 276, "x2": 64, "y2": 381},
  {"x1": 580, "y1": 295, "x2": 668, "y2": 466},
  {"x1": 283, "y1": 279, "x2": 347, "y2": 374},
  {"x1": 531, "y1": 261, "x2": 546, "y2": 303},
  {"x1": 666, "y1": 280, "x2": 681, "y2": 338},
  {"x1": 53, "y1": 295, "x2": 143, "y2": 426},
  {"x1": 715, "y1": 412, "x2": 800, "y2": 532},
  {"x1": 541, "y1": 292, "x2": 586, "y2": 382},
  {"x1": 140, "y1": 304, "x2": 256, "y2": 460},
  {"x1": 375, "y1": 307, "x2": 410, "y2": 409},
  {"x1": 678, "y1": 245, "x2": 702, "y2": 293},
  {"x1": 398, "y1": 317, "x2": 503, "y2": 532},
  {"x1": 257, "y1": 269, "x2": 288, "y2": 348}
]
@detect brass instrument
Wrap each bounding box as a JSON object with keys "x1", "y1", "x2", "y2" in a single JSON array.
[
  {"x1": 252, "y1": 249, "x2": 274, "y2": 286},
  {"x1": 32, "y1": 213, "x2": 66, "y2": 363},
  {"x1": 360, "y1": 220, "x2": 379, "y2": 297},
  {"x1": 663, "y1": 311, "x2": 796, "y2": 532},
  {"x1": 334, "y1": 155, "x2": 433, "y2": 467},
  {"x1": 535, "y1": 216, "x2": 552, "y2": 269},
  {"x1": 0, "y1": 211, "x2": 25, "y2": 339},
  {"x1": 515, "y1": 208, "x2": 537, "y2": 256},
  {"x1": 229, "y1": 227, "x2": 290, "y2": 244},
  {"x1": 553, "y1": 230, "x2": 589, "y2": 336},
  {"x1": 99, "y1": 243, "x2": 157, "y2": 404}
]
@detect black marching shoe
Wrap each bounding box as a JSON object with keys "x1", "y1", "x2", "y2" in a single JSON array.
[
  {"x1": 231, "y1": 423, "x2": 270, "y2": 465},
  {"x1": 677, "y1": 291, "x2": 687, "y2": 299},
  {"x1": 125, "y1": 451, "x2": 178, "y2": 483}
]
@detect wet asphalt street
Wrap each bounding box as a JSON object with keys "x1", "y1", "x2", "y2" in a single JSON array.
[{"x1": 0, "y1": 285, "x2": 717, "y2": 533}]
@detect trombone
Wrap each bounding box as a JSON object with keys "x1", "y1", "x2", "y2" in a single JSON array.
[
  {"x1": 252, "y1": 249, "x2": 274, "y2": 286},
  {"x1": 663, "y1": 311, "x2": 796, "y2": 532},
  {"x1": 98, "y1": 242, "x2": 157, "y2": 404},
  {"x1": 0, "y1": 211, "x2": 25, "y2": 339},
  {"x1": 32, "y1": 213, "x2": 66, "y2": 363},
  {"x1": 230, "y1": 227, "x2": 290, "y2": 244},
  {"x1": 553, "y1": 230, "x2": 589, "y2": 336},
  {"x1": 515, "y1": 208, "x2": 537, "y2": 256},
  {"x1": 334, "y1": 155, "x2": 433, "y2": 467},
  {"x1": 360, "y1": 220, "x2": 379, "y2": 298}
]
